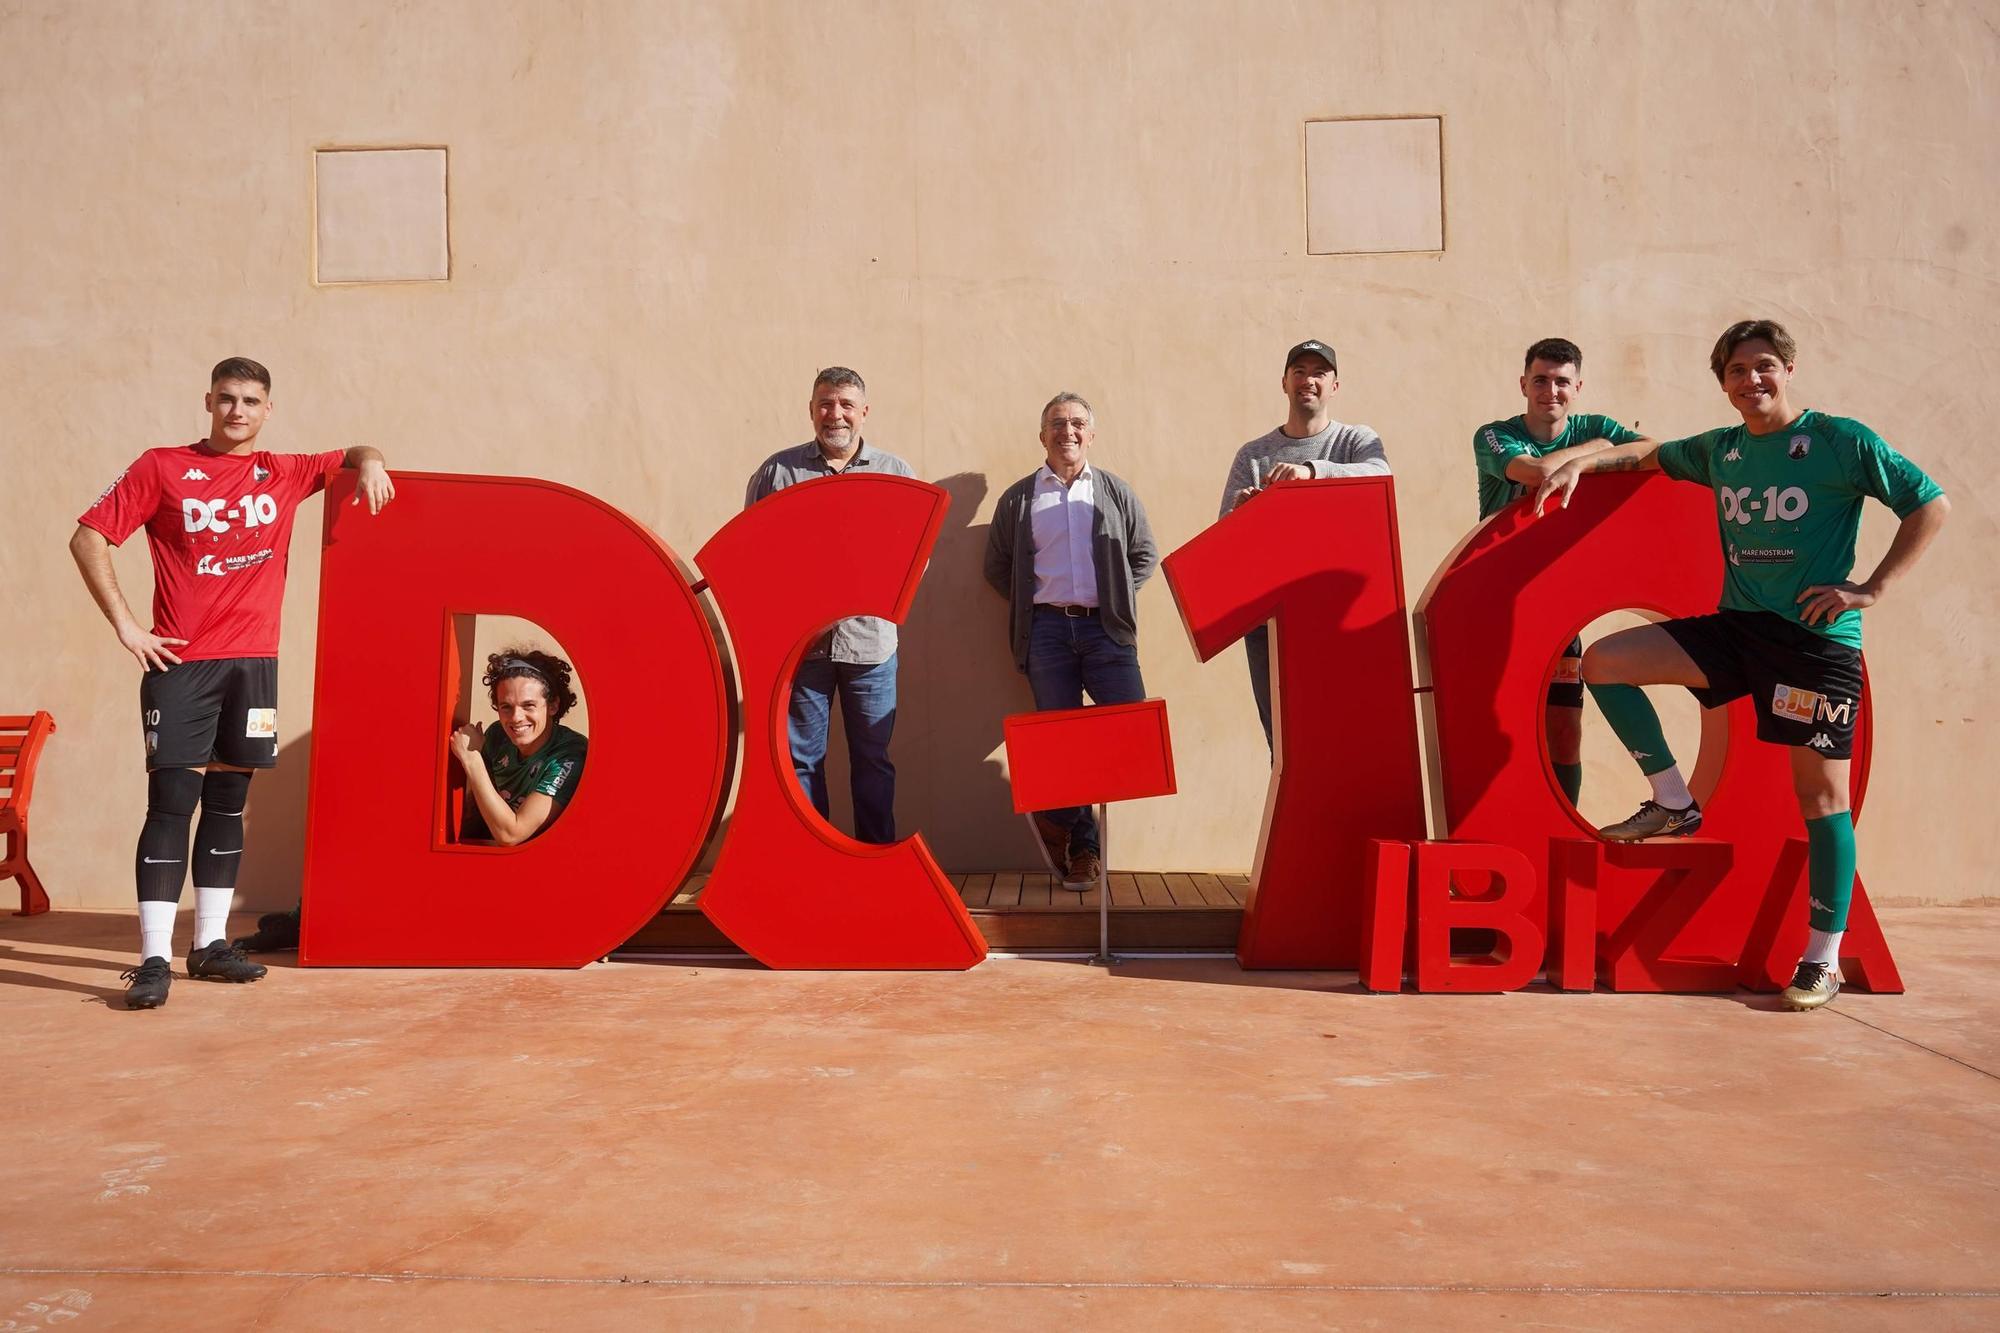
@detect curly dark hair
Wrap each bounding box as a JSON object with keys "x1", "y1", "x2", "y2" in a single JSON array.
[{"x1": 482, "y1": 647, "x2": 578, "y2": 721}]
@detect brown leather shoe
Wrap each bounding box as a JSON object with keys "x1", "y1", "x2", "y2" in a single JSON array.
[
  {"x1": 1063, "y1": 849, "x2": 1102, "y2": 888},
  {"x1": 1031, "y1": 814, "x2": 1070, "y2": 876}
]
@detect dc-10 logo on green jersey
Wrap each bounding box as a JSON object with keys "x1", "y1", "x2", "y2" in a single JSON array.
[{"x1": 1719, "y1": 485, "x2": 1808, "y2": 525}]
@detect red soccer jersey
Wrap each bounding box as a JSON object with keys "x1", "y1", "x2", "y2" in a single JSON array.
[{"x1": 79, "y1": 442, "x2": 345, "y2": 660}]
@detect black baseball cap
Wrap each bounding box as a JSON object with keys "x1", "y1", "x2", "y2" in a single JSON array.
[{"x1": 1284, "y1": 340, "x2": 1338, "y2": 374}]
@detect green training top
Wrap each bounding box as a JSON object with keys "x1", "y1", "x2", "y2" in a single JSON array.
[
  {"x1": 1473, "y1": 412, "x2": 1644, "y2": 519},
  {"x1": 461, "y1": 722, "x2": 588, "y2": 841},
  {"x1": 1656, "y1": 409, "x2": 1943, "y2": 649}
]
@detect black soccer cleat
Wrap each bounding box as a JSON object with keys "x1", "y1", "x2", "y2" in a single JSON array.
[
  {"x1": 233, "y1": 905, "x2": 301, "y2": 953},
  {"x1": 186, "y1": 939, "x2": 268, "y2": 984},
  {"x1": 122, "y1": 956, "x2": 173, "y2": 1009}
]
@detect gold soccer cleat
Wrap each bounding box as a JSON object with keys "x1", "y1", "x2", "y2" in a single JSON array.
[{"x1": 1780, "y1": 960, "x2": 1841, "y2": 1011}]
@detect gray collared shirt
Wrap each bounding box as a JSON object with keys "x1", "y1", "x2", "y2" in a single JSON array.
[{"x1": 744, "y1": 439, "x2": 917, "y2": 664}]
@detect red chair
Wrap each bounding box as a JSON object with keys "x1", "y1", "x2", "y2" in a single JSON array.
[{"x1": 0, "y1": 712, "x2": 56, "y2": 916}]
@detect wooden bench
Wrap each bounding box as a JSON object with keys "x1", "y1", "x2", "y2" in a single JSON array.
[{"x1": 1, "y1": 712, "x2": 56, "y2": 916}]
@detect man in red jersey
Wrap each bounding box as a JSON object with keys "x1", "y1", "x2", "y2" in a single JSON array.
[{"x1": 70, "y1": 357, "x2": 396, "y2": 1009}]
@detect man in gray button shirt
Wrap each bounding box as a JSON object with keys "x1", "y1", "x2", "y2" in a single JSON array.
[
  {"x1": 1220, "y1": 339, "x2": 1391, "y2": 753},
  {"x1": 745, "y1": 367, "x2": 915, "y2": 843}
]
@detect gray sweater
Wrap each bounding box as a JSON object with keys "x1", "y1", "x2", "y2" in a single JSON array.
[
  {"x1": 1219, "y1": 421, "x2": 1390, "y2": 518},
  {"x1": 984, "y1": 466, "x2": 1158, "y2": 673}
]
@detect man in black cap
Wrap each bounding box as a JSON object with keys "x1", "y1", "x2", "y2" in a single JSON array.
[{"x1": 1219, "y1": 339, "x2": 1391, "y2": 752}]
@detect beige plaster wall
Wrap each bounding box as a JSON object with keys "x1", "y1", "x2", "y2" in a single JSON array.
[{"x1": 3, "y1": 0, "x2": 1992, "y2": 914}]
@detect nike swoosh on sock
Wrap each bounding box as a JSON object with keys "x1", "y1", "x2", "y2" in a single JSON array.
[{"x1": 141, "y1": 857, "x2": 183, "y2": 864}]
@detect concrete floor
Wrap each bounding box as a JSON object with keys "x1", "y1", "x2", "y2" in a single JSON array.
[{"x1": 3, "y1": 908, "x2": 1996, "y2": 1331}]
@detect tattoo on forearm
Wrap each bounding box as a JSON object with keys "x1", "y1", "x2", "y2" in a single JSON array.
[{"x1": 1591, "y1": 455, "x2": 1641, "y2": 473}]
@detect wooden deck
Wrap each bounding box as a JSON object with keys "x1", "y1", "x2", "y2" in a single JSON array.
[{"x1": 618, "y1": 872, "x2": 1251, "y2": 953}]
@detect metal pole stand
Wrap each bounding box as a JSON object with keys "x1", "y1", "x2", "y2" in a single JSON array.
[{"x1": 1090, "y1": 802, "x2": 1121, "y2": 968}]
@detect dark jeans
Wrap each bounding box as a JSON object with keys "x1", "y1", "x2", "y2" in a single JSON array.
[
  {"x1": 1245, "y1": 623, "x2": 1274, "y2": 757},
  {"x1": 1025, "y1": 609, "x2": 1146, "y2": 856},
  {"x1": 789, "y1": 654, "x2": 898, "y2": 844}
]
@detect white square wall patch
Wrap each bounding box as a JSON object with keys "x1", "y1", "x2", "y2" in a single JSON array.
[
  {"x1": 1304, "y1": 117, "x2": 1443, "y2": 255},
  {"x1": 315, "y1": 148, "x2": 449, "y2": 283}
]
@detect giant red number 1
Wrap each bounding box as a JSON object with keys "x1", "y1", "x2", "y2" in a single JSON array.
[{"x1": 1162, "y1": 478, "x2": 1428, "y2": 969}]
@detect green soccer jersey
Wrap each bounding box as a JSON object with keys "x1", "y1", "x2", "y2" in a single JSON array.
[
  {"x1": 1656, "y1": 409, "x2": 1943, "y2": 649},
  {"x1": 1473, "y1": 412, "x2": 1644, "y2": 518},
  {"x1": 461, "y1": 722, "x2": 588, "y2": 841}
]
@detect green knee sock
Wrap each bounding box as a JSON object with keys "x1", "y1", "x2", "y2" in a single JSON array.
[
  {"x1": 1806, "y1": 811, "x2": 1856, "y2": 932},
  {"x1": 1585, "y1": 682, "x2": 1676, "y2": 776},
  {"x1": 1554, "y1": 762, "x2": 1583, "y2": 804}
]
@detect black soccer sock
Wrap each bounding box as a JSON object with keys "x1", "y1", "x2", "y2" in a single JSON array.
[
  {"x1": 192, "y1": 769, "x2": 253, "y2": 949},
  {"x1": 136, "y1": 768, "x2": 202, "y2": 903},
  {"x1": 192, "y1": 769, "x2": 252, "y2": 891},
  {"x1": 136, "y1": 767, "x2": 202, "y2": 960}
]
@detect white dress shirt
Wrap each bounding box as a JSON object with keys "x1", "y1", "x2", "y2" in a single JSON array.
[{"x1": 1029, "y1": 463, "x2": 1098, "y2": 606}]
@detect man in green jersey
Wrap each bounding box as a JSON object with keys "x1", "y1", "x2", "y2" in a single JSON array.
[
  {"x1": 1472, "y1": 337, "x2": 1653, "y2": 804},
  {"x1": 234, "y1": 648, "x2": 586, "y2": 953},
  {"x1": 450, "y1": 649, "x2": 587, "y2": 844},
  {"x1": 1540, "y1": 320, "x2": 1949, "y2": 1011}
]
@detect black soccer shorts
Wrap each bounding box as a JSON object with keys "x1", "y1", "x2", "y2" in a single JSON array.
[
  {"x1": 139, "y1": 657, "x2": 280, "y2": 770},
  {"x1": 1548, "y1": 634, "x2": 1585, "y2": 709},
  {"x1": 1661, "y1": 611, "x2": 1862, "y2": 758}
]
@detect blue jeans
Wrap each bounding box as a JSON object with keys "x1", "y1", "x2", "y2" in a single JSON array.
[
  {"x1": 789, "y1": 654, "x2": 898, "y2": 844},
  {"x1": 1245, "y1": 624, "x2": 1274, "y2": 757},
  {"x1": 1025, "y1": 609, "x2": 1146, "y2": 856}
]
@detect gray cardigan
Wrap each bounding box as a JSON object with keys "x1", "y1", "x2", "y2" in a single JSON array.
[{"x1": 983, "y1": 466, "x2": 1158, "y2": 673}]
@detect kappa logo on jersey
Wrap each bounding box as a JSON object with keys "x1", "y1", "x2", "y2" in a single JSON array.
[
  {"x1": 1771, "y1": 683, "x2": 1824, "y2": 724},
  {"x1": 195, "y1": 548, "x2": 275, "y2": 578},
  {"x1": 245, "y1": 708, "x2": 277, "y2": 739},
  {"x1": 182, "y1": 468, "x2": 211, "y2": 481},
  {"x1": 1789, "y1": 435, "x2": 1812, "y2": 460},
  {"x1": 1723, "y1": 446, "x2": 1742, "y2": 463},
  {"x1": 1806, "y1": 732, "x2": 1836, "y2": 751},
  {"x1": 182, "y1": 492, "x2": 280, "y2": 534}
]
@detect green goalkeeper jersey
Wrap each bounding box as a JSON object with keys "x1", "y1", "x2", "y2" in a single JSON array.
[
  {"x1": 1656, "y1": 409, "x2": 1943, "y2": 649},
  {"x1": 1473, "y1": 412, "x2": 1644, "y2": 519},
  {"x1": 462, "y1": 722, "x2": 588, "y2": 841}
]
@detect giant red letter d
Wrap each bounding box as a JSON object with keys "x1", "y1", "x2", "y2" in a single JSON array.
[{"x1": 300, "y1": 472, "x2": 731, "y2": 967}]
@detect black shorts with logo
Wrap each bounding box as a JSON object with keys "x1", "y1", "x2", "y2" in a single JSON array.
[
  {"x1": 1548, "y1": 634, "x2": 1585, "y2": 709},
  {"x1": 1662, "y1": 610, "x2": 1862, "y2": 758},
  {"x1": 140, "y1": 657, "x2": 280, "y2": 771}
]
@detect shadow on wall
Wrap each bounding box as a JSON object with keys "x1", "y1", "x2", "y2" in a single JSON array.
[
  {"x1": 899, "y1": 471, "x2": 1044, "y2": 871},
  {"x1": 240, "y1": 732, "x2": 313, "y2": 914}
]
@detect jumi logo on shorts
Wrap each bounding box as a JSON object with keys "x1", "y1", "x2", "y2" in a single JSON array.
[
  {"x1": 245, "y1": 708, "x2": 277, "y2": 739},
  {"x1": 1772, "y1": 684, "x2": 1853, "y2": 726},
  {"x1": 1771, "y1": 684, "x2": 1822, "y2": 723}
]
